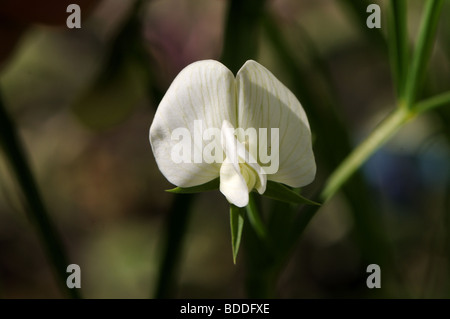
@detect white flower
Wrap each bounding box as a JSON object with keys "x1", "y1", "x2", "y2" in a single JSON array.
[{"x1": 149, "y1": 60, "x2": 316, "y2": 207}]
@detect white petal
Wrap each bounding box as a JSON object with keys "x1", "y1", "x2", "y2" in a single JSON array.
[
  {"x1": 149, "y1": 60, "x2": 236, "y2": 187},
  {"x1": 236, "y1": 60, "x2": 316, "y2": 188},
  {"x1": 221, "y1": 120, "x2": 267, "y2": 194},
  {"x1": 219, "y1": 160, "x2": 249, "y2": 208}
]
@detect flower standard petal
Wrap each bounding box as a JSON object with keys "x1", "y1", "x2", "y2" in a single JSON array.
[
  {"x1": 149, "y1": 60, "x2": 236, "y2": 187},
  {"x1": 236, "y1": 60, "x2": 316, "y2": 188}
]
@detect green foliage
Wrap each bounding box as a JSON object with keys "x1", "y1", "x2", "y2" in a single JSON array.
[
  {"x1": 166, "y1": 178, "x2": 219, "y2": 194},
  {"x1": 230, "y1": 205, "x2": 245, "y2": 264},
  {"x1": 262, "y1": 181, "x2": 320, "y2": 206}
]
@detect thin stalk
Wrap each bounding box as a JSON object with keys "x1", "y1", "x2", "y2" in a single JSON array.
[
  {"x1": 388, "y1": 0, "x2": 408, "y2": 99},
  {"x1": 322, "y1": 107, "x2": 413, "y2": 201},
  {"x1": 221, "y1": 0, "x2": 266, "y2": 74},
  {"x1": 404, "y1": 0, "x2": 444, "y2": 109},
  {"x1": 415, "y1": 90, "x2": 450, "y2": 114},
  {"x1": 221, "y1": 0, "x2": 268, "y2": 298},
  {"x1": 246, "y1": 193, "x2": 267, "y2": 240},
  {"x1": 0, "y1": 89, "x2": 79, "y2": 298}
]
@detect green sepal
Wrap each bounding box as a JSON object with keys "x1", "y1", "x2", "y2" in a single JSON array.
[
  {"x1": 230, "y1": 204, "x2": 245, "y2": 264},
  {"x1": 246, "y1": 193, "x2": 267, "y2": 240},
  {"x1": 166, "y1": 178, "x2": 220, "y2": 194},
  {"x1": 262, "y1": 181, "x2": 321, "y2": 206}
]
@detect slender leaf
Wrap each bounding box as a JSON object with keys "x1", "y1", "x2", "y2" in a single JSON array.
[
  {"x1": 388, "y1": 0, "x2": 408, "y2": 99},
  {"x1": 230, "y1": 204, "x2": 245, "y2": 264},
  {"x1": 415, "y1": 90, "x2": 450, "y2": 114},
  {"x1": 246, "y1": 193, "x2": 267, "y2": 240},
  {"x1": 321, "y1": 107, "x2": 412, "y2": 201},
  {"x1": 166, "y1": 178, "x2": 219, "y2": 194},
  {"x1": 0, "y1": 89, "x2": 79, "y2": 298},
  {"x1": 262, "y1": 181, "x2": 320, "y2": 206},
  {"x1": 404, "y1": 0, "x2": 444, "y2": 109}
]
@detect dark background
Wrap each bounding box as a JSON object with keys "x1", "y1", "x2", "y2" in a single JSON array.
[{"x1": 0, "y1": 0, "x2": 449, "y2": 298}]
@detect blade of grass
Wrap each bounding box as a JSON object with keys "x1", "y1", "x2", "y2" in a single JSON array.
[
  {"x1": 0, "y1": 89, "x2": 79, "y2": 298},
  {"x1": 388, "y1": 0, "x2": 408, "y2": 99},
  {"x1": 415, "y1": 90, "x2": 450, "y2": 114},
  {"x1": 404, "y1": 0, "x2": 444, "y2": 109},
  {"x1": 322, "y1": 107, "x2": 412, "y2": 201}
]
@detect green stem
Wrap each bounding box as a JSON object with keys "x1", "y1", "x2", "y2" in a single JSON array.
[
  {"x1": 415, "y1": 90, "x2": 450, "y2": 114},
  {"x1": 0, "y1": 89, "x2": 79, "y2": 298},
  {"x1": 388, "y1": 0, "x2": 408, "y2": 99},
  {"x1": 221, "y1": 0, "x2": 265, "y2": 74},
  {"x1": 404, "y1": 0, "x2": 444, "y2": 109},
  {"x1": 246, "y1": 193, "x2": 267, "y2": 240},
  {"x1": 153, "y1": 194, "x2": 194, "y2": 298},
  {"x1": 321, "y1": 107, "x2": 413, "y2": 201}
]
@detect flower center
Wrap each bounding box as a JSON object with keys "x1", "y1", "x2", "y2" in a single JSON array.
[{"x1": 239, "y1": 162, "x2": 259, "y2": 192}]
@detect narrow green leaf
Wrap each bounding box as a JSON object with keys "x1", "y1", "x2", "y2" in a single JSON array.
[
  {"x1": 0, "y1": 89, "x2": 80, "y2": 298},
  {"x1": 246, "y1": 193, "x2": 267, "y2": 240},
  {"x1": 166, "y1": 178, "x2": 219, "y2": 194},
  {"x1": 388, "y1": 0, "x2": 408, "y2": 99},
  {"x1": 404, "y1": 0, "x2": 444, "y2": 109},
  {"x1": 321, "y1": 107, "x2": 411, "y2": 201},
  {"x1": 262, "y1": 181, "x2": 320, "y2": 206},
  {"x1": 230, "y1": 204, "x2": 245, "y2": 264},
  {"x1": 415, "y1": 90, "x2": 450, "y2": 114}
]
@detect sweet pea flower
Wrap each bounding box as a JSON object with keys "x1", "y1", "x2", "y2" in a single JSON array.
[{"x1": 149, "y1": 60, "x2": 316, "y2": 207}]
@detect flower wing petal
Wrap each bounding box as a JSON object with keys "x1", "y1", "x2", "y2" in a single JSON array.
[
  {"x1": 219, "y1": 160, "x2": 249, "y2": 208},
  {"x1": 236, "y1": 60, "x2": 316, "y2": 188},
  {"x1": 150, "y1": 60, "x2": 236, "y2": 187}
]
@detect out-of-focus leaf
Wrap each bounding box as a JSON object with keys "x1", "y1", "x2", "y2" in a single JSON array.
[
  {"x1": 221, "y1": 0, "x2": 266, "y2": 74},
  {"x1": 0, "y1": 88, "x2": 80, "y2": 298}
]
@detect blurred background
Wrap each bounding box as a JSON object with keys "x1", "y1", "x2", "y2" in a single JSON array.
[{"x1": 0, "y1": 0, "x2": 449, "y2": 298}]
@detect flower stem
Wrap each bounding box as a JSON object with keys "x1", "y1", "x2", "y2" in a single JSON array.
[
  {"x1": 321, "y1": 107, "x2": 413, "y2": 201},
  {"x1": 0, "y1": 89, "x2": 79, "y2": 298},
  {"x1": 246, "y1": 193, "x2": 267, "y2": 240},
  {"x1": 221, "y1": 0, "x2": 266, "y2": 74}
]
